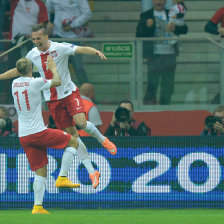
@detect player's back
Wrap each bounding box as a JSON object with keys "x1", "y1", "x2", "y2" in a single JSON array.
[{"x1": 12, "y1": 77, "x2": 51, "y2": 137}]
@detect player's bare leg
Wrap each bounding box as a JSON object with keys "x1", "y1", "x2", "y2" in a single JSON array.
[
  {"x1": 55, "y1": 126, "x2": 101, "y2": 188},
  {"x1": 32, "y1": 165, "x2": 49, "y2": 214},
  {"x1": 55, "y1": 132, "x2": 80, "y2": 188},
  {"x1": 73, "y1": 113, "x2": 117, "y2": 155}
]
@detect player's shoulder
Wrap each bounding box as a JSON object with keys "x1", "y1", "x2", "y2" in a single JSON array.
[
  {"x1": 12, "y1": 77, "x2": 20, "y2": 85},
  {"x1": 29, "y1": 77, "x2": 48, "y2": 89},
  {"x1": 50, "y1": 41, "x2": 76, "y2": 55},
  {"x1": 55, "y1": 41, "x2": 75, "y2": 49},
  {"x1": 26, "y1": 47, "x2": 40, "y2": 59},
  {"x1": 31, "y1": 77, "x2": 46, "y2": 83}
]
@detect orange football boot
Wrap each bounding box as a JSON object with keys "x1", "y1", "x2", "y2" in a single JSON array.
[
  {"x1": 102, "y1": 138, "x2": 117, "y2": 155},
  {"x1": 89, "y1": 171, "x2": 101, "y2": 189}
]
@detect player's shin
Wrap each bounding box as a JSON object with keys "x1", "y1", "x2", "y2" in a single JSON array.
[
  {"x1": 83, "y1": 121, "x2": 105, "y2": 143},
  {"x1": 33, "y1": 174, "x2": 47, "y2": 206},
  {"x1": 76, "y1": 138, "x2": 100, "y2": 188},
  {"x1": 59, "y1": 147, "x2": 76, "y2": 177},
  {"x1": 76, "y1": 138, "x2": 95, "y2": 174},
  {"x1": 56, "y1": 147, "x2": 80, "y2": 188}
]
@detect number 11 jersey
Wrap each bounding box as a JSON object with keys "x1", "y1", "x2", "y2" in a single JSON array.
[{"x1": 12, "y1": 77, "x2": 51, "y2": 137}]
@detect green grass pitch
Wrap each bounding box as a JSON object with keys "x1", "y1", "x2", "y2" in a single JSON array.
[{"x1": 0, "y1": 209, "x2": 224, "y2": 224}]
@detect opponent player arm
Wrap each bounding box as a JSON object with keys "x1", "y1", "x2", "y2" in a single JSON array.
[
  {"x1": 75, "y1": 46, "x2": 107, "y2": 60},
  {"x1": 46, "y1": 56, "x2": 61, "y2": 87},
  {"x1": 0, "y1": 68, "x2": 19, "y2": 80}
]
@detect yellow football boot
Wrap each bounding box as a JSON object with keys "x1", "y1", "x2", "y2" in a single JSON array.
[
  {"x1": 55, "y1": 176, "x2": 80, "y2": 188},
  {"x1": 32, "y1": 205, "x2": 50, "y2": 214}
]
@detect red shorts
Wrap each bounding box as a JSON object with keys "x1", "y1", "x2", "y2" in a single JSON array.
[
  {"x1": 19, "y1": 129, "x2": 71, "y2": 171},
  {"x1": 47, "y1": 89, "x2": 85, "y2": 130}
]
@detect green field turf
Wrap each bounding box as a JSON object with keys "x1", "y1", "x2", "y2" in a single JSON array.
[{"x1": 0, "y1": 209, "x2": 224, "y2": 224}]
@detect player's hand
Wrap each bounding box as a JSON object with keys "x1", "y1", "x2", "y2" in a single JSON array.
[
  {"x1": 166, "y1": 23, "x2": 176, "y2": 32},
  {"x1": 146, "y1": 19, "x2": 154, "y2": 28},
  {"x1": 47, "y1": 55, "x2": 56, "y2": 71},
  {"x1": 96, "y1": 50, "x2": 107, "y2": 60}
]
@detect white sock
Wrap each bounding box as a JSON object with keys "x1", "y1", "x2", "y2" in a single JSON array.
[
  {"x1": 76, "y1": 138, "x2": 95, "y2": 174},
  {"x1": 59, "y1": 147, "x2": 77, "y2": 177},
  {"x1": 83, "y1": 121, "x2": 105, "y2": 143},
  {"x1": 33, "y1": 175, "x2": 47, "y2": 206}
]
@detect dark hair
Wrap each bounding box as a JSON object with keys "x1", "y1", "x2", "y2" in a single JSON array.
[
  {"x1": 119, "y1": 100, "x2": 134, "y2": 111},
  {"x1": 16, "y1": 58, "x2": 32, "y2": 76},
  {"x1": 31, "y1": 24, "x2": 47, "y2": 35}
]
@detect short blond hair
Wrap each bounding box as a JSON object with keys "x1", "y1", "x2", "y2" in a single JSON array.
[{"x1": 16, "y1": 58, "x2": 32, "y2": 76}]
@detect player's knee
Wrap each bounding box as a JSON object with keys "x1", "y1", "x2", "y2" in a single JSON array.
[
  {"x1": 35, "y1": 165, "x2": 47, "y2": 177},
  {"x1": 76, "y1": 120, "x2": 87, "y2": 130},
  {"x1": 68, "y1": 136, "x2": 79, "y2": 149}
]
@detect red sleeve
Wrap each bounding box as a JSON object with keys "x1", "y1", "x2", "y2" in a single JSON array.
[
  {"x1": 211, "y1": 7, "x2": 224, "y2": 25},
  {"x1": 9, "y1": 0, "x2": 20, "y2": 39},
  {"x1": 35, "y1": 0, "x2": 48, "y2": 23}
]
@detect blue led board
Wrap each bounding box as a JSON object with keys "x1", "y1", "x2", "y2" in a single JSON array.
[{"x1": 0, "y1": 136, "x2": 224, "y2": 209}]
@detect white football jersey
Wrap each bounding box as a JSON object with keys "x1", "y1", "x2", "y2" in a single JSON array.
[
  {"x1": 11, "y1": 0, "x2": 48, "y2": 39},
  {"x1": 169, "y1": 4, "x2": 186, "y2": 26},
  {"x1": 12, "y1": 77, "x2": 51, "y2": 137},
  {"x1": 26, "y1": 41, "x2": 77, "y2": 101},
  {"x1": 46, "y1": 0, "x2": 92, "y2": 38}
]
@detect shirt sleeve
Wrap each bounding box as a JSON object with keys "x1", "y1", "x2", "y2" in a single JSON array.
[
  {"x1": 36, "y1": 0, "x2": 49, "y2": 23},
  {"x1": 70, "y1": 0, "x2": 92, "y2": 28},
  {"x1": 60, "y1": 42, "x2": 77, "y2": 56},
  {"x1": 26, "y1": 51, "x2": 32, "y2": 61},
  {"x1": 34, "y1": 78, "x2": 52, "y2": 91},
  {"x1": 211, "y1": 7, "x2": 224, "y2": 25}
]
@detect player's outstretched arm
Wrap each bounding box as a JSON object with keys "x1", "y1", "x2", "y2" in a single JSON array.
[
  {"x1": 75, "y1": 46, "x2": 107, "y2": 60},
  {"x1": 0, "y1": 68, "x2": 19, "y2": 80},
  {"x1": 47, "y1": 55, "x2": 61, "y2": 87}
]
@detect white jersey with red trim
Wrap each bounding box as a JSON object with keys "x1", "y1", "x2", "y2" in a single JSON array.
[
  {"x1": 26, "y1": 41, "x2": 77, "y2": 101},
  {"x1": 12, "y1": 77, "x2": 51, "y2": 137},
  {"x1": 46, "y1": 0, "x2": 92, "y2": 38},
  {"x1": 10, "y1": 0, "x2": 48, "y2": 39}
]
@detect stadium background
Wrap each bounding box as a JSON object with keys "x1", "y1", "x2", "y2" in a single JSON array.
[{"x1": 0, "y1": 0, "x2": 224, "y2": 223}]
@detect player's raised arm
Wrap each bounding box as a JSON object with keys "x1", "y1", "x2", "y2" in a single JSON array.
[
  {"x1": 0, "y1": 68, "x2": 19, "y2": 80},
  {"x1": 47, "y1": 55, "x2": 61, "y2": 87},
  {"x1": 75, "y1": 46, "x2": 107, "y2": 60}
]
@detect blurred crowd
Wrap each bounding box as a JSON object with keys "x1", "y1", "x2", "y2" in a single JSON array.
[{"x1": 0, "y1": 0, "x2": 223, "y2": 136}]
